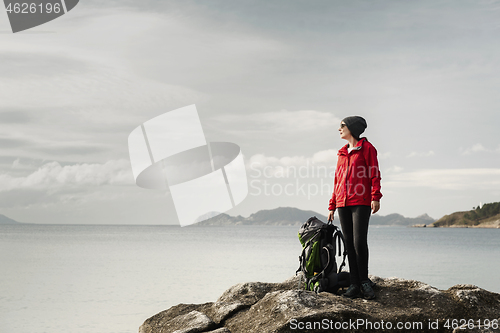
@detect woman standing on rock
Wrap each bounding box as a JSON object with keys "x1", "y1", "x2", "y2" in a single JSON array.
[{"x1": 327, "y1": 116, "x2": 382, "y2": 300}]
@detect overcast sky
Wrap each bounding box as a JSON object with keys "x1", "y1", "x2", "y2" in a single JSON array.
[{"x1": 1, "y1": 0, "x2": 500, "y2": 224}]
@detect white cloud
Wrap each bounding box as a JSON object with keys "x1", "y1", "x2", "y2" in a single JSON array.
[
  {"x1": 311, "y1": 149, "x2": 338, "y2": 164},
  {"x1": 211, "y1": 110, "x2": 341, "y2": 136},
  {"x1": 378, "y1": 151, "x2": 392, "y2": 160},
  {"x1": 385, "y1": 165, "x2": 404, "y2": 173},
  {"x1": 0, "y1": 159, "x2": 133, "y2": 192},
  {"x1": 0, "y1": 63, "x2": 203, "y2": 123},
  {"x1": 459, "y1": 143, "x2": 489, "y2": 155},
  {"x1": 248, "y1": 149, "x2": 338, "y2": 167},
  {"x1": 11, "y1": 159, "x2": 22, "y2": 169},
  {"x1": 406, "y1": 150, "x2": 435, "y2": 158},
  {"x1": 247, "y1": 150, "x2": 337, "y2": 178},
  {"x1": 384, "y1": 168, "x2": 500, "y2": 190},
  {"x1": 0, "y1": 8, "x2": 208, "y2": 163}
]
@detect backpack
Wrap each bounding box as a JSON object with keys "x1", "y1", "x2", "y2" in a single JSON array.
[{"x1": 296, "y1": 216, "x2": 350, "y2": 294}]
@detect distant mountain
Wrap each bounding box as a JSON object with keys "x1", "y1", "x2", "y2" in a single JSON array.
[
  {"x1": 193, "y1": 207, "x2": 328, "y2": 226},
  {"x1": 0, "y1": 214, "x2": 21, "y2": 224},
  {"x1": 370, "y1": 213, "x2": 435, "y2": 227},
  {"x1": 431, "y1": 202, "x2": 500, "y2": 228},
  {"x1": 193, "y1": 207, "x2": 434, "y2": 227}
]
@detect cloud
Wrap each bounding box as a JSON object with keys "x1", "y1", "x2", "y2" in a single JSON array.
[
  {"x1": 384, "y1": 168, "x2": 500, "y2": 190},
  {"x1": 0, "y1": 159, "x2": 133, "y2": 192},
  {"x1": 0, "y1": 52, "x2": 90, "y2": 79},
  {"x1": 11, "y1": 159, "x2": 22, "y2": 169},
  {"x1": 311, "y1": 149, "x2": 338, "y2": 164},
  {"x1": 0, "y1": 62, "x2": 203, "y2": 120},
  {"x1": 39, "y1": 144, "x2": 110, "y2": 156},
  {"x1": 0, "y1": 9, "x2": 208, "y2": 162},
  {"x1": 406, "y1": 150, "x2": 435, "y2": 158},
  {"x1": 211, "y1": 110, "x2": 341, "y2": 136},
  {"x1": 248, "y1": 149, "x2": 338, "y2": 167},
  {"x1": 385, "y1": 165, "x2": 404, "y2": 173},
  {"x1": 378, "y1": 151, "x2": 392, "y2": 160},
  {"x1": 0, "y1": 137, "x2": 30, "y2": 149},
  {"x1": 247, "y1": 149, "x2": 337, "y2": 178},
  {"x1": 0, "y1": 109, "x2": 32, "y2": 123},
  {"x1": 0, "y1": 53, "x2": 205, "y2": 162},
  {"x1": 459, "y1": 143, "x2": 489, "y2": 155}
]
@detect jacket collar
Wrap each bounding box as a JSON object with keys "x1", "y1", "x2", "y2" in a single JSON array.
[{"x1": 338, "y1": 137, "x2": 367, "y2": 156}]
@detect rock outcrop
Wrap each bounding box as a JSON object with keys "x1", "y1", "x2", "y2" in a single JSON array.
[{"x1": 139, "y1": 275, "x2": 500, "y2": 333}]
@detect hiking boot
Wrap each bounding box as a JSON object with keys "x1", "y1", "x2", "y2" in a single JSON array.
[
  {"x1": 361, "y1": 281, "x2": 376, "y2": 300},
  {"x1": 343, "y1": 284, "x2": 360, "y2": 298}
]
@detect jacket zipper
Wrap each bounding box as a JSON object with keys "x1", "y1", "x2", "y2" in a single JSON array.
[{"x1": 344, "y1": 153, "x2": 350, "y2": 206}]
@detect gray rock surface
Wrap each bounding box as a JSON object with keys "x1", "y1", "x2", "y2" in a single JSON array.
[{"x1": 139, "y1": 275, "x2": 500, "y2": 333}]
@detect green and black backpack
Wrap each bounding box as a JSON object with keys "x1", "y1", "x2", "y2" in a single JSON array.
[{"x1": 296, "y1": 216, "x2": 350, "y2": 293}]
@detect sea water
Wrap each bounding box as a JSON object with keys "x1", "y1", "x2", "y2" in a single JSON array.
[{"x1": 0, "y1": 224, "x2": 499, "y2": 333}]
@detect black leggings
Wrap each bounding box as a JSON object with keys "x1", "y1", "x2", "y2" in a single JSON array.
[{"x1": 337, "y1": 205, "x2": 371, "y2": 285}]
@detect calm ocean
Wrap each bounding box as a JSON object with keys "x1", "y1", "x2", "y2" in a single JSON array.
[{"x1": 0, "y1": 224, "x2": 499, "y2": 333}]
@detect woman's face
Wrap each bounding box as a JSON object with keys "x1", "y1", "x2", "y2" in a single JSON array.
[{"x1": 339, "y1": 121, "x2": 351, "y2": 140}]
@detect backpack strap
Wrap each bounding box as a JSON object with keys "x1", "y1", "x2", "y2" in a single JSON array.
[
  {"x1": 308, "y1": 244, "x2": 332, "y2": 287},
  {"x1": 296, "y1": 244, "x2": 307, "y2": 275},
  {"x1": 333, "y1": 227, "x2": 348, "y2": 273},
  {"x1": 308, "y1": 226, "x2": 335, "y2": 289},
  {"x1": 296, "y1": 229, "x2": 322, "y2": 276}
]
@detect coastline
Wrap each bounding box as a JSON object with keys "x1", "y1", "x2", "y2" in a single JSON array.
[
  {"x1": 433, "y1": 221, "x2": 500, "y2": 228},
  {"x1": 436, "y1": 224, "x2": 500, "y2": 228},
  {"x1": 413, "y1": 220, "x2": 500, "y2": 228}
]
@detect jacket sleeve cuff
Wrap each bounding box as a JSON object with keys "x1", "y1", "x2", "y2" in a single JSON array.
[{"x1": 328, "y1": 200, "x2": 336, "y2": 211}]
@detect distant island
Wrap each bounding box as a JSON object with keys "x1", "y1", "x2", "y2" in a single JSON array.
[
  {"x1": 429, "y1": 201, "x2": 500, "y2": 228},
  {"x1": 193, "y1": 207, "x2": 327, "y2": 226},
  {"x1": 5, "y1": 202, "x2": 499, "y2": 228},
  {"x1": 369, "y1": 212, "x2": 435, "y2": 227},
  {"x1": 192, "y1": 207, "x2": 435, "y2": 227},
  {"x1": 0, "y1": 214, "x2": 22, "y2": 224}
]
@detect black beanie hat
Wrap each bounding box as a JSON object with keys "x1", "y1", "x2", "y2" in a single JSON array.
[{"x1": 342, "y1": 116, "x2": 367, "y2": 139}]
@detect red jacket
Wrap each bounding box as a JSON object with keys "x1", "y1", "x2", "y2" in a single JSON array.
[{"x1": 328, "y1": 137, "x2": 382, "y2": 211}]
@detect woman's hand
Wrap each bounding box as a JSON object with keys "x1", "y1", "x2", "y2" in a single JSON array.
[
  {"x1": 371, "y1": 201, "x2": 380, "y2": 214},
  {"x1": 328, "y1": 210, "x2": 334, "y2": 222}
]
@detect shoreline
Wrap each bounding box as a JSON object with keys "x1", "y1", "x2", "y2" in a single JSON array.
[
  {"x1": 436, "y1": 224, "x2": 500, "y2": 228},
  {"x1": 413, "y1": 222, "x2": 500, "y2": 229}
]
